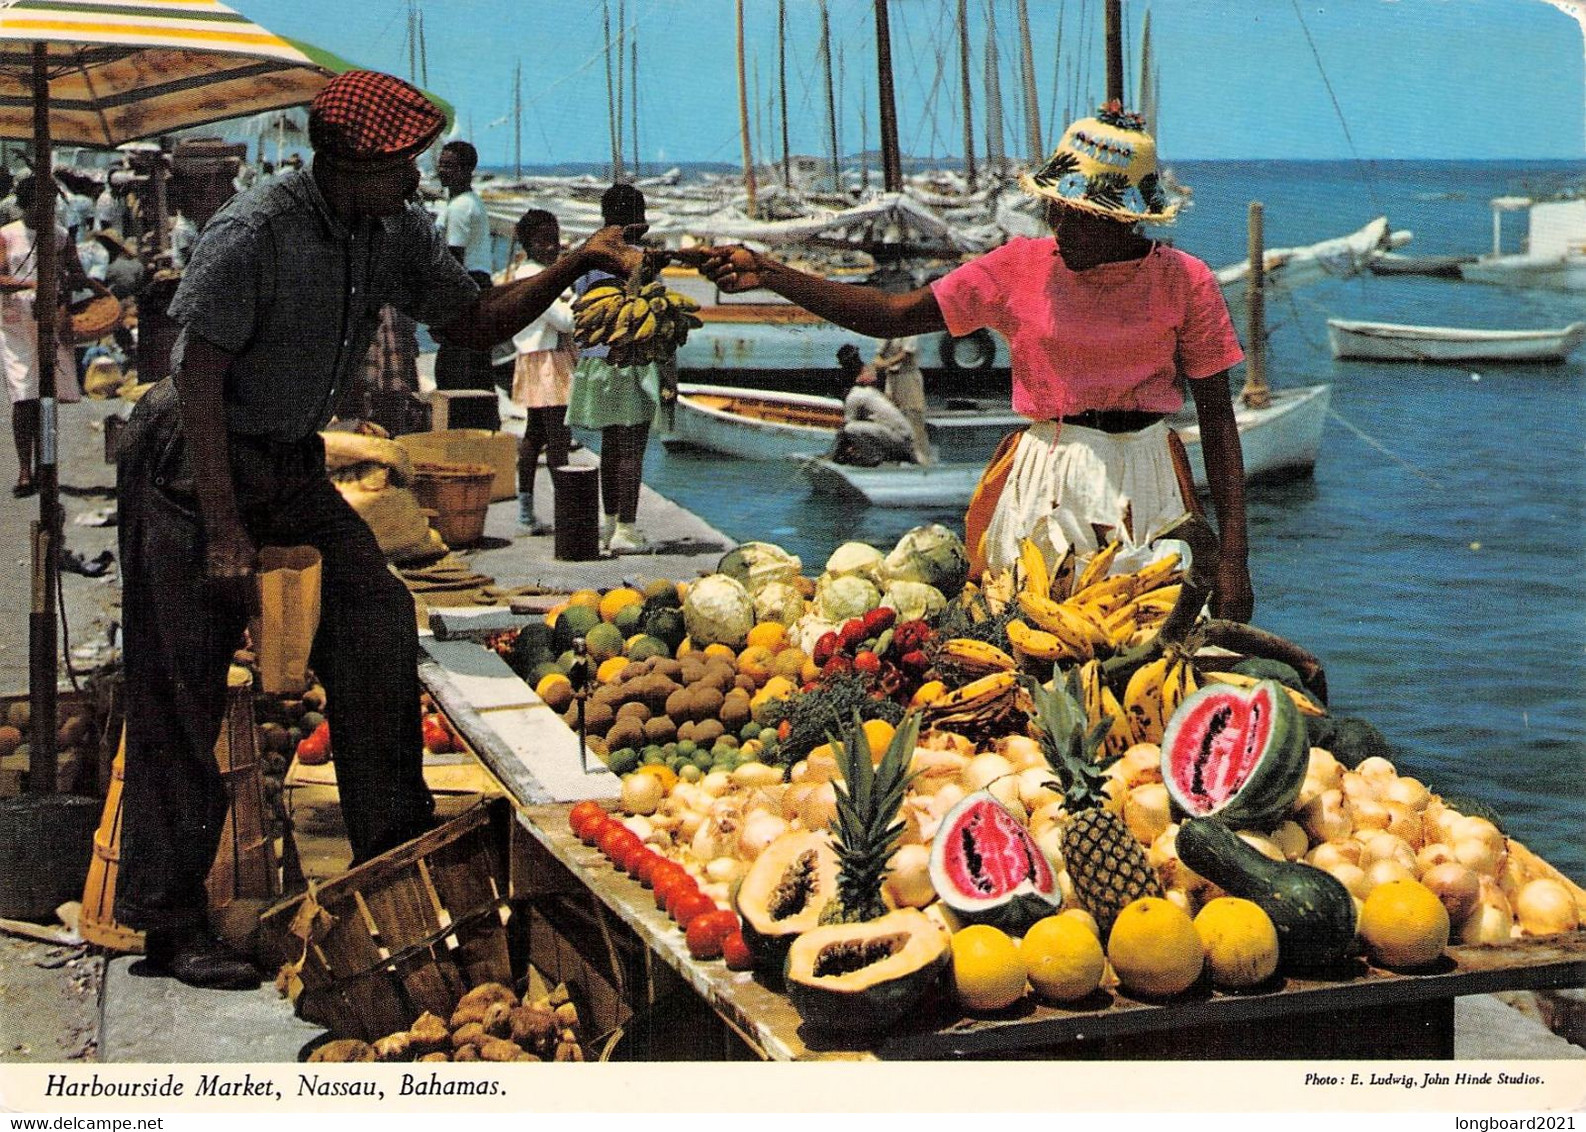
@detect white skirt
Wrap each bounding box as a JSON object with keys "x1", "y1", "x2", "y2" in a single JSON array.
[
  {"x1": 981, "y1": 419, "x2": 1190, "y2": 574},
  {"x1": 1, "y1": 314, "x2": 79, "y2": 405}
]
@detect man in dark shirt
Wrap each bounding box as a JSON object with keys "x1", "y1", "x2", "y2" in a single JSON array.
[
  {"x1": 96, "y1": 229, "x2": 146, "y2": 301},
  {"x1": 115, "y1": 71, "x2": 644, "y2": 990}
]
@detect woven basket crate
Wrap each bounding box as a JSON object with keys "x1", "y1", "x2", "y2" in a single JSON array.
[
  {"x1": 260, "y1": 798, "x2": 514, "y2": 1042},
  {"x1": 409, "y1": 462, "x2": 495, "y2": 548}
]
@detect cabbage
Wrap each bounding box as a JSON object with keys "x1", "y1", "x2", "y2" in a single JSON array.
[
  {"x1": 717, "y1": 540, "x2": 802, "y2": 595},
  {"x1": 883, "y1": 523, "x2": 969, "y2": 594},
  {"x1": 753, "y1": 580, "x2": 806, "y2": 626},
  {"x1": 815, "y1": 573, "x2": 881, "y2": 623},
  {"x1": 789, "y1": 613, "x2": 839, "y2": 655},
  {"x1": 823, "y1": 540, "x2": 885, "y2": 583},
  {"x1": 880, "y1": 580, "x2": 947, "y2": 622},
  {"x1": 682, "y1": 573, "x2": 756, "y2": 648}
]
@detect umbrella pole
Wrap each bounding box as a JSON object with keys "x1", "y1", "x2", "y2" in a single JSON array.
[{"x1": 28, "y1": 41, "x2": 59, "y2": 794}]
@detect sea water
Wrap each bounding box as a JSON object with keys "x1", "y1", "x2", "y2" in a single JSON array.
[{"x1": 572, "y1": 159, "x2": 1585, "y2": 879}]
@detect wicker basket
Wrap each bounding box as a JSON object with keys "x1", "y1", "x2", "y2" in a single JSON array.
[
  {"x1": 409, "y1": 462, "x2": 496, "y2": 548},
  {"x1": 66, "y1": 294, "x2": 123, "y2": 344},
  {"x1": 260, "y1": 798, "x2": 514, "y2": 1041}
]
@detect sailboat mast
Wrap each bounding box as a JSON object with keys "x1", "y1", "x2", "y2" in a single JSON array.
[
  {"x1": 778, "y1": 0, "x2": 791, "y2": 189},
  {"x1": 616, "y1": 0, "x2": 627, "y2": 179},
  {"x1": 1016, "y1": 0, "x2": 1042, "y2": 161},
  {"x1": 1241, "y1": 202, "x2": 1271, "y2": 408},
  {"x1": 820, "y1": 0, "x2": 840, "y2": 192},
  {"x1": 603, "y1": 0, "x2": 620, "y2": 181},
  {"x1": 737, "y1": 0, "x2": 758, "y2": 217},
  {"x1": 631, "y1": 38, "x2": 641, "y2": 180},
  {"x1": 874, "y1": 0, "x2": 902, "y2": 192},
  {"x1": 1105, "y1": 0, "x2": 1123, "y2": 104},
  {"x1": 957, "y1": 0, "x2": 976, "y2": 190},
  {"x1": 514, "y1": 59, "x2": 522, "y2": 181},
  {"x1": 1138, "y1": 10, "x2": 1154, "y2": 134},
  {"x1": 983, "y1": 1, "x2": 1006, "y2": 175}
]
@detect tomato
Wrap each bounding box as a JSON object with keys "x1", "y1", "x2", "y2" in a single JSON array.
[
  {"x1": 685, "y1": 909, "x2": 741, "y2": 961},
  {"x1": 821, "y1": 654, "x2": 853, "y2": 679},
  {"x1": 617, "y1": 839, "x2": 654, "y2": 876},
  {"x1": 721, "y1": 930, "x2": 756, "y2": 971},
  {"x1": 651, "y1": 866, "x2": 693, "y2": 912},
  {"x1": 852, "y1": 650, "x2": 882, "y2": 676},
  {"x1": 664, "y1": 878, "x2": 705, "y2": 919},
  {"x1": 811, "y1": 631, "x2": 841, "y2": 667},
  {"x1": 568, "y1": 801, "x2": 606, "y2": 839},
  {"x1": 629, "y1": 850, "x2": 663, "y2": 887},
  {"x1": 837, "y1": 618, "x2": 869, "y2": 653},
  {"x1": 598, "y1": 825, "x2": 642, "y2": 868},
  {"x1": 421, "y1": 712, "x2": 456, "y2": 753},
  {"x1": 670, "y1": 890, "x2": 718, "y2": 930}
]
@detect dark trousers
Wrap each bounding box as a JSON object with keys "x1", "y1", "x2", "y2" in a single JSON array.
[
  {"x1": 114, "y1": 380, "x2": 434, "y2": 934},
  {"x1": 433, "y1": 271, "x2": 499, "y2": 431}
]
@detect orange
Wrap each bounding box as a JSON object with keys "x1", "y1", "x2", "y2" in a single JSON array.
[
  {"x1": 568, "y1": 588, "x2": 602, "y2": 609},
  {"x1": 543, "y1": 601, "x2": 570, "y2": 628},
  {"x1": 950, "y1": 925, "x2": 1027, "y2": 1012},
  {"x1": 1021, "y1": 914, "x2": 1106, "y2": 1002},
  {"x1": 596, "y1": 656, "x2": 631, "y2": 684},
  {"x1": 745, "y1": 621, "x2": 789, "y2": 652},
  {"x1": 1106, "y1": 896, "x2": 1205, "y2": 998},
  {"x1": 702, "y1": 643, "x2": 737, "y2": 663},
  {"x1": 1358, "y1": 879, "x2": 1449, "y2": 970},
  {"x1": 598, "y1": 587, "x2": 644, "y2": 624},
  {"x1": 736, "y1": 645, "x2": 776, "y2": 685},
  {"x1": 860, "y1": 719, "x2": 896, "y2": 761},
  {"x1": 771, "y1": 646, "x2": 809, "y2": 683}
]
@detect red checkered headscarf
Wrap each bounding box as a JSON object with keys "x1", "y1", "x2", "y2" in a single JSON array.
[{"x1": 308, "y1": 71, "x2": 446, "y2": 161}]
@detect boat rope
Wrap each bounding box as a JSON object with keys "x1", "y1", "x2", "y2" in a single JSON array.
[
  {"x1": 1288, "y1": 0, "x2": 1384, "y2": 214},
  {"x1": 1326, "y1": 408, "x2": 1444, "y2": 489}
]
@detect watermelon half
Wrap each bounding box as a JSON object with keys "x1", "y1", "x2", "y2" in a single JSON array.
[
  {"x1": 1160, "y1": 678, "x2": 1308, "y2": 830},
  {"x1": 927, "y1": 790, "x2": 1062, "y2": 933}
]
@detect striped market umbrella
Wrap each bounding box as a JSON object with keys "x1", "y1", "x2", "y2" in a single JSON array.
[{"x1": 0, "y1": 1, "x2": 345, "y2": 789}]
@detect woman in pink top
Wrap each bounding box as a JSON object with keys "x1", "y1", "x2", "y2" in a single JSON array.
[{"x1": 701, "y1": 105, "x2": 1252, "y2": 621}]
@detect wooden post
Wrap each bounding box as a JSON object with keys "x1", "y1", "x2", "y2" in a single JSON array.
[
  {"x1": 29, "y1": 41, "x2": 58, "y2": 792},
  {"x1": 736, "y1": 0, "x2": 758, "y2": 218},
  {"x1": 957, "y1": 0, "x2": 976, "y2": 191},
  {"x1": 1105, "y1": 0, "x2": 1124, "y2": 105},
  {"x1": 874, "y1": 0, "x2": 902, "y2": 193},
  {"x1": 1241, "y1": 201, "x2": 1272, "y2": 409},
  {"x1": 778, "y1": 0, "x2": 791, "y2": 189}
]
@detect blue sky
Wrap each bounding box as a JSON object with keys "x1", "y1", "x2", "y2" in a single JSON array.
[{"x1": 232, "y1": 0, "x2": 1585, "y2": 166}]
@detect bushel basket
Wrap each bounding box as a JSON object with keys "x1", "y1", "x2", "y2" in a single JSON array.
[{"x1": 410, "y1": 461, "x2": 495, "y2": 548}]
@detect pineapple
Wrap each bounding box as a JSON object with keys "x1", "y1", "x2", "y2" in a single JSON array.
[
  {"x1": 1026, "y1": 677, "x2": 1162, "y2": 936},
  {"x1": 819, "y1": 712, "x2": 922, "y2": 924}
]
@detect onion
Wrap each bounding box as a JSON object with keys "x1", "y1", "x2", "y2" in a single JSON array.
[
  {"x1": 780, "y1": 782, "x2": 813, "y2": 823},
  {"x1": 1362, "y1": 857, "x2": 1415, "y2": 894},
  {"x1": 705, "y1": 856, "x2": 745, "y2": 884},
  {"x1": 1114, "y1": 744, "x2": 1163, "y2": 790},
  {"x1": 798, "y1": 781, "x2": 838, "y2": 832},
  {"x1": 1163, "y1": 887, "x2": 1191, "y2": 914},
  {"x1": 1306, "y1": 748, "x2": 1345, "y2": 789},
  {"x1": 737, "y1": 810, "x2": 789, "y2": 860},
  {"x1": 1123, "y1": 782, "x2": 1172, "y2": 846},
  {"x1": 1453, "y1": 836, "x2": 1502, "y2": 877},
  {"x1": 1300, "y1": 788, "x2": 1352, "y2": 843},
  {"x1": 1420, "y1": 862, "x2": 1481, "y2": 926},
  {"x1": 1033, "y1": 823, "x2": 1066, "y2": 874},
  {"x1": 986, "y1": 773, "x2": 1027, "y2": 822},
  {"x1": 1381, "y1": 803, "x2": 1424, "y2": 849},
  {"x1": 1237, "y1": 831, "x2": 1286, "y2": 861},
  {"x1": 959, "y1": 752, "x2": 1015, "y2": 795},
  {"x1": 1269, "y1": 820, "x2": 1309, "y2": 861},
  {"x1": 1459, "y1": 880, "x2": 1515, "y2": 944},
  {"x1": 1347, "y1": 797, "x2": 1391, "y2": 832},
  {"x1": 1294, "y1": 774, "x2": 1328, "y2": 811},
  {"x1": 994, "y1": 733, "x2": 1047, "y2": 772},
  {"x1": 619, "y1": 814, "x2": 656, "y2": 842},
  {"x1": 1305, "y1": 841, "x2": 1353, "y2": 871},
  {"x1": 803, "y1": 747, "x2": 841, "y2": 784},
  {"x1": 730, "y1": 762, "x2": 784, "y2": 789},
  {"x1": 701, "y1": 770, "x2": 736, "y2": 798},
  {"x1": 882, "y1": 844, "x2": 936, "y2": 910},
  {"x1": 1415, "y1": 842, "x2": 1458, "y2": 875},
  {"x1": 1383, "y1": 776, "x2": 1431, "y2": 811},
  {"x1": 1453, "y1": 816, "x2": 1505, "y2": 856},
  {"x1": 1028, "y1": 800, "x2": 1067, "y2": 840},
  {"x1": 1514, "y1": 879, "x2": 1581, "y2": 936},
  {"x1": 932, "y1": 780, "x2": 966, "y2": 817},
  {"x1": 909, "y1": 747, "x2": 971, "y2": 783},
  {"x1": 621, "y1": 772, "x2": 666, "y2": 817},
  {"x1": 1017, "y1": 767, "x2": 1064, "y2": 812},
  {"x1": 1341, "y1": 771, "x2": 1384, "y2": 804},
  {"x1": 1324, "y1": 861, "x2": 1371, "y2": 901},
  {"x1": 1359, "y1": 832, "x2": 1417, "y2": 875},
  {"x1": 1355, "y1": 755, "x2": 1398, "y2": 782}
]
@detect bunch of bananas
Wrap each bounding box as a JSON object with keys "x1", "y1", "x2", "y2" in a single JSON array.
[
  {"x1": 1007, "y1": 538, "x2": 1185, "y2": 665},
  {"x1": 1118, "y1": 651, "x2": 1200, "y2": 749},
  {"x1": 934, "y1": 637, "x2": 1016, "y2": 678},
  {"x1": 572, "y1": 267, "x2": 703, "y2": 367},
  {"x1": 922, "y1": 669, "x2": 1028, "y2": 739}
]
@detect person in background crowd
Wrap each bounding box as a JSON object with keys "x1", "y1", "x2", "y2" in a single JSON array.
[
  {"x1": 95, "y1": 175, "x2": 129, "y2": 233},
  {"x1": 508, "y1": 208, "x2": 577, "y2": 535},
  {"x1": 872, "y1": 334, "x2": 931, "y2": 463},
  {"x1": 0, "y1": 168, "x2": 17, "y2": 226},
  {"x1": 0, "y1": 174, "x2": 109, "y2": 495},
  {"x1": 97, "y1": 228, "x2": 146, "y2": 360},
  {"x1": 831, "y1": 343, "x2": 918, "y2": 467},
  {"x1": 55, "y1": 171, "x2": 95, "y2": 240},
  {"x1": 703, "y1": 104, "x2": 1253, "y2": 620},
  {"x1": 431, "y1": 139, "x2": 498, "y2": 429},
  {"x1": 567, "y1": 183, "x2": 661, "y2": 555},
  {"x1": 114, "y1": 71, "x2": 645, "y2": 991}
]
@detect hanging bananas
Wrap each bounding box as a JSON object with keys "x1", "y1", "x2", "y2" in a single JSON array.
[
  {"x1": 1121, "y1": 651, "x2": 1200, "y2": 746},
  {"x1": 572, "y1": 265, "x2": 703, "y2": 367}
]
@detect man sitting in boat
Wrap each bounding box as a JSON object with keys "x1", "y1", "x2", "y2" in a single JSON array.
[
  {"x1": 701, "y1": 103, "x2": 1252, "y2": 621},
  {"x1": 831, "y1": 343, "x2": 920, "y2": 467}
]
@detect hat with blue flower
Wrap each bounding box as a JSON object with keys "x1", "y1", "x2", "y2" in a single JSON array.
[{"x1": 1019, "y1": 102, "x2": 1179, "y2": 224}]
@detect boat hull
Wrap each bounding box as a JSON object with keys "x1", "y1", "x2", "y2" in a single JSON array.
[
  {"x1": 1326, "y1": 319, "x2": 1586, "y2": 364},
  {"x1": 796, "y1": 384, "x2": 1333, "y2": 508},
  {"x1": 1458, "y1": 254, "x2": 1586, "y2": 293}
]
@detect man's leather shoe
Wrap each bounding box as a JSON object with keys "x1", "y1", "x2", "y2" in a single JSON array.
[{"x1": 145, "y1": 928, "x2": 262, "y2": 991}]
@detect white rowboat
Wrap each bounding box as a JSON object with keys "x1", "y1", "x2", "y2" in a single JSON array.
[{"x1": 1326, "y1": 319, "x2": 1586, "y2": 364}]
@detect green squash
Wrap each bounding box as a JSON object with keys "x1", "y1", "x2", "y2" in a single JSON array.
[
  {"x1": 1175, "y1": 817, "x2": 1358, "y2": 972},
  {"x1": 783, "y1": 908, "x2": 950, "y2": 1035}
]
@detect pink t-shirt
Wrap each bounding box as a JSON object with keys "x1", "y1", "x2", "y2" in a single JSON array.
[{"x1": 930, "y1": 237, "x2": 1244, "y2": 419}]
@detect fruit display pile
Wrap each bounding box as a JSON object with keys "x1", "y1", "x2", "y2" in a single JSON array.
[{"x1": 496, "y1": 521, "x2": 1585, "y2": 1039}]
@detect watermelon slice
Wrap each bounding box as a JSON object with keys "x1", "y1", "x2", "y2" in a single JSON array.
[
  {"x1": 1160, "y1": 679, "x2": 1308, "y2": 830},
  {"x1": 928, "y1": 790, "x2": 1063, "y2": 934}
]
